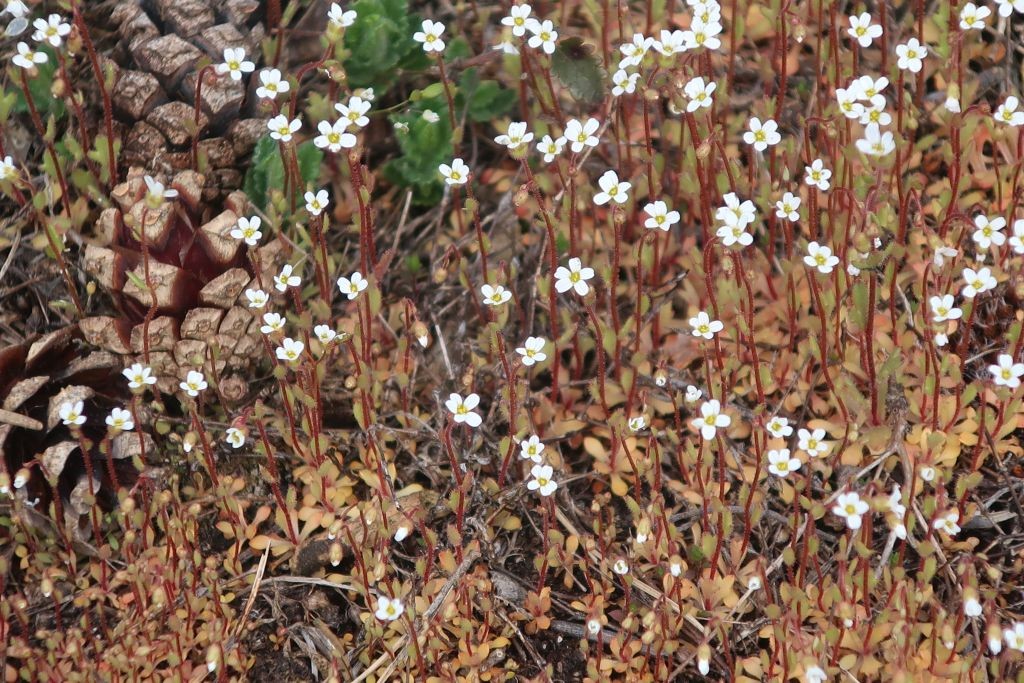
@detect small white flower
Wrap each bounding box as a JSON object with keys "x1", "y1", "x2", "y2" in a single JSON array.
[
  {"x1": 766, "y1": 416, "x2": 793, "y2": 438},
  {"x1": 1005, "y1": 623, "x2": 1024, "y2": 651},
  {"x1": 835, "y1": 87, "x2": 864, "y2": 119},
  {"x1": 775, "y1": 192, "x2": 801, "y2": 222},
  {"x1": 516, "y1": 336, "x2": 548, "y2": 366},
  {"x1": 536, "y1": 135, "x2": 565, "y2": 163},
  {"x1": 628, "y1": 416, "x2": 647, "y2": 432},
  {"x1": 669, "y1": 561, "x2": 682, "y2": 577},
  {"x1": 895, "y1": 38, "x2": 926, "y2": 73},
  {"x1": 313, "y1": 118, "x2": 357, "y2": 153},
  {"x1": 413, "y1": 19, "x2": 446, "y2": 53},
  {"x1": 716, "y1": 192, "x2": 757, "y2": 228},
  {"x1": 833, "y1": 491, "x2": 869, "y2": 530},
  {"x1": 179, "y1": 370, "x2": 208, "y2": 397},
  {"x1": 929, "y1": 294, "x2": 962, "y2": 323},
  {"x1": 230, "y1": 216, "x2": 262, "y2": 246},
  {"x1": 554, "y1": 257, "x2": 595, "y2": 296},
  {"x1": 804, "y1": 242, "x2": 840, "y2": 274},
  {"x1": 689, "y1": 311, "x2": 723, "y2": 340},
  {"x1": 481, "y1": 283, "x2": 512, "y2": 306},
  {"x1": 528, "y1": 463, "x2": 558, "y2": 496},
  {"x1": 618, "y1": 33, "x2": 653, "y2": 68},
  {"x1": 260, "y1": 312, "x2": 285, "y2": 334},
  {"x1": 964, "y1": 596, "x2": 983, "y2": 618},
  {"x1": 215, "y1": 47, "x2": 255, "y2": 81},
  {"x1": 995, "y1": 96, "x2": 1024, "y2": 126},
  {"x1": 561, "y1": 118, "x2": 600, "y2": 153},
  {"x1": 959, "y1": 2, "x2": 990, "y2": 29},
  {"x1": 643, "y1": 200, "x2": 680, "y2": 231},
  {"x1": 276, "y1": 337, "x2": 305, "y2": 363},
  {"x1": 961, "y1": 266, "x2": 997, "y2": 298},
  {"x1": 394, "y1": 526, "x2": 410, "y2": 542},
  {"x1": 501, "y1": 4, "x2": 532, "y2": 37},
  {"x1": 59, "y1": 401, "x2": 86, "y2": 426},
  {"x1": 972, "y1": 215, "x2": 1007, "y2": 250},
  {"x1": 989, "y1": 353, "x2": 1024, "y2": 389},
  {"x1": 304, "y1": 189, "x2": 329, "y2": 216},
  {"x1": 493, "y1": 40, "x2": 519, "y2": 55},
  {"x1": 336, "y1": 96, "x2": 371, "y2": 128},
  {"x1": 933, "y1": 245, "x2": 959, "y2": 267},
  {"x1": 691, "y1": 399, "x2": 731, "y2": 440},
  {"x1": 654, "y1": 29, "x2": 687, "y2": 56},
  {"x1": 123, "y1": 363, "x2": 157, "y2": 389},
  {"x1": 717, "y1": 222, "x2": 753, "y2": 248},
  {"x1": 611, "y1": 69, "x2": 640, "y2": 97},
  {"x1": 494, "y1": 121, "x2": 534, "y2": 150},
  {"x1": 268, "y1": 114, "x2": 301, "y2": 142},
  {"x1": 31, "y1": 14, "x2": 70, "y2": 47},
  {"x1": 225, "y1": 427, "x2": 246, "y2": 449},
  {"x1": 797, "y1": 428, "x2": 830, "y2": 458},
  {"x1": 12, "y1": 40, "x2": 46, "y2": 69},
  {"x1": 337, "y1": 272, "x2": 368, "y2": 300},
  {"x1": 314, "y1": 324, "x2": 337, "y2": 345},
  {"x1": 682, "y1": 17, "x2": 723, "y2": 50},
  {"x1": 375, "y1": 596, "x2": 405, "y2": 621},
  {"x1": 446, "y1": 392, "x2": 482, "y2": 427},
  {"x1": 245, "y1": 288, "x2": 269, "y2": 308},
  {"x1": 423, "y1": 109, "x2": 442, "y2": 123},
  {"x1": 439, "y1": 158, "x2": 470, "y2": 185},
  {"x1": 847, "y1": 12, "x2": 882, "y2": 47},
  {"x1": 805, "y1": 666, "x2": 828, "y2": 683},
  {"x1": 935, "y1": 332, "x2": 949, "y2": 347},
  {"x1": 586, "y1": 618, "x2": 602, "y2": 635},
  {"x1": 858, "y1": 95, "x2": 892, "y2": 127},
  {"x1": 685, "y1": 385, "x2": 702, "y2": 403},
  {"x1": 934, "y1": 509, "x2": 961, "y2": 536},
  {"x1": 520, "y1": 435, "x2": 545, "y2": 463},
  {"x1": 1011, "y1": 220, "x2": 1024, "y2": 254},
  {"x1": 683, "y1": 77, "x2": 716, "y2": 112},
  {"x1": 995, "y1": 0, "x2": 1024, "y2": 17},
  {"x1": 593, "y1": 170, "x2": 631, "y2": 205},
  {"x1": 105, "y1": 407, "x2": 134, "y2": 432},
  {"x1": 327, "y1": 3, "x2": 357, "y2": 28},
  {"x1": 0, "y1": 155, "x2": 17, "y2": 183},
  {"x1": 612, "y1": 559, "x2": 629, "y2": 575},
  {"x1": 274, "y1": 264, "x2": 301, "y2": 292},
  {"x1": 804, "y1": 159, "x2": 832, "y2": 191},
  {"x1": 144, "y1": 175, "x2": 178, "y2": 205},
  {"x1": 525, "y1": 18, "x2": 558, "y2": 54},
  {"x1": 743, "y1": 117, "x2": 781, "y2": 152},
  {"x1": 855, "y1": 123, "x2": 895, "y2": 156},
  {"x1": 767, "y1": 448, "x2": 801, "y2": 478}
]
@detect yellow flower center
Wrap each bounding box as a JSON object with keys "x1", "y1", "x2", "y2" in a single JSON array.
[{"x1": 569, "y1": 272, "x2": 580, "y2": 283}]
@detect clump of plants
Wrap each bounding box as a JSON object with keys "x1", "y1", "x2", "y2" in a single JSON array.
[{"x1": 5, "y1": 0, "x2": 1024, "y2": 681}]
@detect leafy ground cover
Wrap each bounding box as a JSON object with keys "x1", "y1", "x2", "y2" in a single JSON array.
[{"x1": 3, "y1": 0, "x2": 1024, "y2": 681}]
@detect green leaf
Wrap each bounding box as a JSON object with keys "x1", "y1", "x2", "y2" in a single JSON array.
[
  {"x1": 383, "y1": 107, "x2": 452, "y2": 204},
  {"x1": 343, "y1": 0, "x2": 420, "y2": 89},
  {"x1": 551, "y1": 38, "x2": 606, "y2": 105},
  {"x1": 243, "y1": 136, "x2": 323, "y2": 210}
]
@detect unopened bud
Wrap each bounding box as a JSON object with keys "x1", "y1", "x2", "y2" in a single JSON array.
[{"x1": 329, "y1": 542, "x2": 343, "y2": 567}]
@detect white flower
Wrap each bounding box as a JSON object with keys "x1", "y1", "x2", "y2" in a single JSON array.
[
  {"x1": 766, "y1": 416, "x2": 793, "y2": 438},
  {"x1": 855, "y1": 123, "x2": 895, "y2": 156},
  {"x1": 520, "y1": 435, "x2": 545, "y2": 462},
  {"x1": 935, "y1": 333, "x2": 949, "y2": 347},
  {"x1": 481, "y1": 283, "x2": 512, "y2": 306},
  {"x1": 144, "y1": 175, "x2": 178, "y2": 205},
  {"x1": 31, "y1": 14, "x2": 70, "y2": 47},
  {"x1": 494, "y1": 121, "x2": 534, "y2": 150},
  {"x1": 123, "y1": 363, "x2": 157, "y2": 389},
  {"x1": 747, "y1": 576, "x2": 762, "y2": 591},
  {"x1": 683, "y1": 17, "x2": 722, "y2": 50},
  {"x1": 920, "y1": 466, "x2": 937, "y2": 482},
  {"x1": 230, "y1": 216, "x2": 262, "y2": 246},
  {"x1": 835, "y1": 87, "x2": 864, "y2": 119},
  {"x1": 501, "y1": 4, "x2": 532, "y2": 37},
  {"x1": 215, "y1": 47, "x2": 255, "y2": 81},
  {"x1": 805, "y1": 666, "x2": 828, "y2": 683},
  {"x1": 327, "y1": 3, "x2": 357, "y2": 28},
  {"x1": 586, "y1": 619, "x2": 602, "y2": 635},
  {"x1": 493, "y1": 40, "x2": 519, "y2": 55},
  {"x1": 847, "y1": 12, "x2": 882, "y2": 47},
  {"x1": 314, "y1": 324, "x2": 337, "y2": 345},
  {"x1": 775, "y1": 192, "x2": 801, "y2": 222},
  {"x1": 683, "y1": 76, "x2": 716, "y2": 112},
  {"x1": 743, "y1": 117, "x2": 781, "y2": 151},
  {"x1": 276, "y1": 337, "x2": 305, "y2": 363},
  {"x1": 536, "y1": 135, "x2": 564, "y2": 163},
  {"x1": 996, "y1": 0, "x2": 1024, "y2": 16},
  {"x1": 804, "y1": 242, "x2": 839, "y2": 274},
  {"x1": 934, "y1": 509, "x2": 961, "y2": 536},
  {"x1": 337, "y1": 272, "x2": 368, "y2": 300},
  {"x1": 767, "y1": 448, "x2": 801, "y2": 478},
  {"x1": 887, "y1": 486, "x2": 907, "y2": 539},
  {"x1": 685, "y1": 385, "x2": 702, "y2": 403},
  {"x1": 1011, "y1": 220, "x2": 1024, "y2": 254},
  {"x1": 439, "y1": 158, "x2": 469, "y2": 186},
  {"x1": 3, "y1": 1, "x2": 29, "y2": 19},
  {"x1": 59, "y1": 401, "x2": 86, "y2": 426},
  {"x1": 12, "y1": 40, "x2": 45, "y2": 69},
  {"x1": 375, "y1": 596, "x2": 405, "y2": 621},
  {"x1": 446, "y1": 392, "x2": 482, "y2": 427},
  {"x1": 803, "y1": 159, "x2": 832, "y2": 191},
  {"x1": 612, "y1": 559, "x2": 629, "y2": 575},
  {"x1": 961, "y1": 266, "x2": 996, "y2": 298},
  {"x1": 422, "y1": 109, "x2": 439, "y2": 123},
  {"x1": 643, "y1": 200, "x2": 680, "y2": 231},
  {"x1": 394, "y1": 526, "x2": 410, "y2": 542},
  {"x1": 972, "y1": 215, "x2": 1006, "y2": 249},
  {"x1": 847, "y1": 263, "x2": 861, "y2": 277},
  {"x1": 593, "y1": 170, "x2": 631, "y2": 205},
  {"x1": 525, "y1": 18, "x2": 558, "y2": 54},
  {"x1": 561, "y1": 118, "x2": 601, "y2": 153},
  {"x1": 933, "y1": 245, "x2": 959, "y2": 267},
  {"x1": 833, "y1": 492, "x2": 869, "y2": 530},
  {"x1": 929, "y1": 294, "x2": 962, "y2": 323},
  {"x1": 336, "y1": 96, "x2": 371, "y2": 128},
  {"x1": 959, "y1": 2, "x2": 990, "y2": 29},
  {"x1": 245, "y1": 288, "x2": 269, "y2": 308},
  {"x1": 944, "y1": 92, "x2": 962, "y2": 113},
  {"x1": 260, "y1": 312, "x2": 284, "y2": 334},
  {"x1": 516, "y1": 336, "x2": 548, "y2": 366},
  {"x1": 628, "y1": 416, "x2": 647, "y2": 432},
  {"x1": 716, "y1": 193, "x2": 756, "y2": 228},
  {"x1": 618, "y1": 33, "x2": 653, "y2": 68},
  {"x1": 179, "y1": 370, "x2": 208, "y2": 397},
  {"x1": 964, "y1": 597, "x2": 983, "y2": 618},
  {"x1": 611, "y1": 69, "x2": 640, "y2": 97},
  {"x1": 268, "y1": 115, "x2": 301, "y2": 142},
  {"x1": 797, "y1": 427, "x2": 830, "y2": 458},
  {"x1": 1005, "y1": 623, "x2": 1024, "y2": 651},
  {"x1": 691, "y1": 399, "x2": 731, "y2": 440},
  {"x1": 528, "y1": 464, "x2": 558, "y2": 496},
  {"x1": 689, "y1": 311, "x2": 723, "y2": 340},
  {"x1": 989, "y1": 353, "x2": 1024, "y2": 388},
  {"x1": 0, "y1": 155, "x2": 17, "y2": 182},
  {"x1": 314, "y1": 118, "x2": 356, "y2": 153},
  {"x1": 305, "y1": 189, "x2": 329, "y2": 216},
  {"x1": 995, "y1": 96, "x2": 1024, "y2": 126},
  {"x1": 895, "y1": 38, "x2": 926, "y2": 73},
  {"x1": 654, "y1": 29, "x2": 687, "y2": 56},
  {"x1": 225, "y1": 427, "x2": 246, "y2": 449},
  {"x1": 554, "y1": 257, "x2": 595, "y2": 296},
  {"x1": 413, "y1": 19, "x2": 446, "y2": 52},
  {"x1": 858, "y1": 95, "x2": 892, "y2": 127},
  {"x1": 105, "y1": 407, "x2": 134, "y2": 432},
  {"x1": 274, "y1": 264, "x2": 301, "y2": 292}
]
